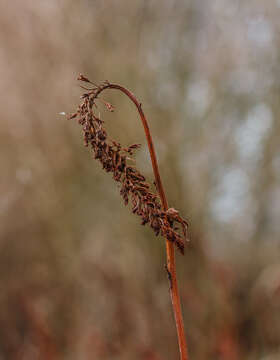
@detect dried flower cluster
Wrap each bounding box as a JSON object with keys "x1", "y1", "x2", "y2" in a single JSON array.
[{"x1": 68, "y1": 75, "x2": 188, "y2": 254}]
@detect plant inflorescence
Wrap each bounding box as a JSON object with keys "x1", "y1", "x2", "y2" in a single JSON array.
[
  {"x1": 68, "y1": 75, "x2": 188, "y2": 254},
  {"x1": 69, "y1": 74, "x2": 189, "y2": 359}
]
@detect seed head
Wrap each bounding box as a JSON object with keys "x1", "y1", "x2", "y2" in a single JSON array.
[{"x1": 69, "y1": 75, "x2": 189, "y2": 254}]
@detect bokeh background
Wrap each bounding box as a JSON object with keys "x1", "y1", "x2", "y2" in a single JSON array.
[{"x1": 1, "y1": 1, "x2": 280, "y2": 359}]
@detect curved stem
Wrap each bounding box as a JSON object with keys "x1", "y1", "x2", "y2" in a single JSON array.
[{"x1": 95, "y1": 84, "x2": 189, "y2": 360}]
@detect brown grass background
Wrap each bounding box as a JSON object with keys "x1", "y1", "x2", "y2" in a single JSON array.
[{"x1": 1, "y1": 1, "x2": 280, "y2": 359}]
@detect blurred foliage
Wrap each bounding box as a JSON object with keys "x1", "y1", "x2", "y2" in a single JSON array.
[{"x1": 0, "y1": 0, "x2": 280, "y2": 359}]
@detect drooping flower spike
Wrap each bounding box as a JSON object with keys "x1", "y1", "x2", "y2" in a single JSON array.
[{"x1": 68, "y1": 75, "x2": 189, "y2": 254}]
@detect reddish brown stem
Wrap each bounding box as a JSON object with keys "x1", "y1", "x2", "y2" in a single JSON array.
[{"x1": 94, "y1": 84, "x2": 189, "y2": 360}]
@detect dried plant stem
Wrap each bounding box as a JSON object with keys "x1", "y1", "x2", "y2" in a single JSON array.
[{"x1": 93, "y1": 84, "x2": 189, "y2": 360}]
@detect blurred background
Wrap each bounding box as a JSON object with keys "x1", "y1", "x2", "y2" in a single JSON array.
[{"x1": 1, "y1": 0, "x2": 280, "y2": 359}]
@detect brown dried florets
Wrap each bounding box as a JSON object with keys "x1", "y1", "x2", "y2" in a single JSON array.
[{"x1": 69, "y1": 75, "x2": 188, "y2": 254}]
